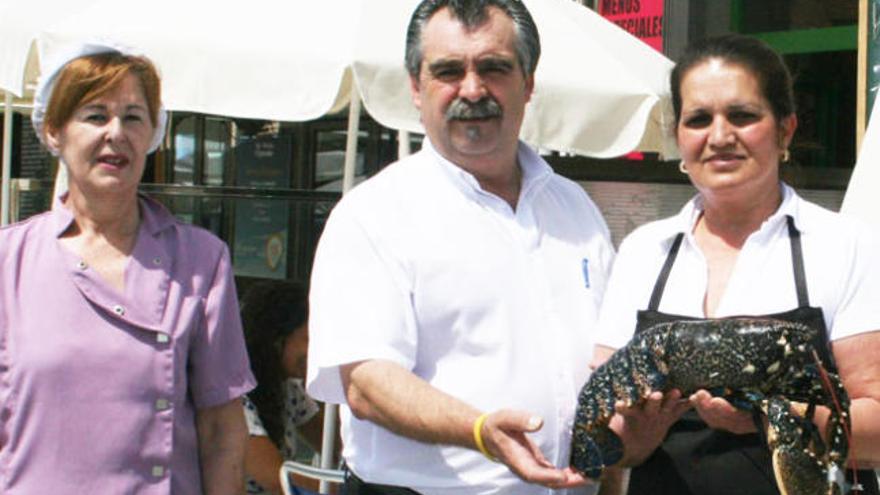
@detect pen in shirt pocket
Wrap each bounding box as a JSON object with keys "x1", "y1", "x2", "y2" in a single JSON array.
[{"x1": 582, "y1": 257, "x2": 590, "y2": 288}]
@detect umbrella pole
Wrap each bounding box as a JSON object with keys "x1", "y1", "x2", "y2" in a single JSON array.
[
  {"x1": 341, "y1": 84, "x2": 362, "y2": 194},
  {"x1": 319, "y1": 403, "x2": 339, "y2": 494},
  {"x1": 316, "y1": 83, "x2": 363, "y2": 494},
  {"x1": 1, "y1": 91, "x2": 13, "y2": 226},
  {"x1": 398, "y1": 129, "x2": 411, "y2": 159}
]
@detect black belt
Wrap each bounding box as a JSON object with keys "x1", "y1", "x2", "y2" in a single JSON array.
[{"x1": 341, "y1": 466, "x2": 422, "y2": 495}]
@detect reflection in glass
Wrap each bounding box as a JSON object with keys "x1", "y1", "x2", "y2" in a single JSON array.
[
  {"x1": 737, "y1": 0, "x2": 855, "y2": 33},
  {"x1": 314, "y1": 129, "x2": 367, "y2": 190},
  {"x1": 204, "y1": 118, "x2": 228, "y2": 186},
  {"x1": 173, "y1": 117, "x2": 196, "y2": 185}
]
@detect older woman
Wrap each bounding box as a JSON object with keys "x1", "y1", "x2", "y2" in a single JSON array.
[
  {"x1": 592, "y1": 34, "x2": 880, "y2": 494},
  {"x1": 0, "y1": 42, "x2": 256, "y2": 493}
]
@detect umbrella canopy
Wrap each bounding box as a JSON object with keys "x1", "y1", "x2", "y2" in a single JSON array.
[
  {"x1": 26, "y1": 0, "x2": 674, "y2": 157},
  {"x1": 841, "y1": 99, "x2": 880, "y2": 231},
  {"x1": 355, "y1": 0, "x2": 676, "y2": 158},
  {"x1": 0, "y1": 0, "x2": 93, "y2": 98},
  {"x1": 34, "y1": 0, "x2": 358, "y2": 121},
  {"x1": 1, "y1": 0, "x2": 678, "y2": 225}
]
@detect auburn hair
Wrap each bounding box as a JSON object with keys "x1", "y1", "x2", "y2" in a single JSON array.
[{"x1": 43, "y1": 52, "x2": 161, "y2": 134}]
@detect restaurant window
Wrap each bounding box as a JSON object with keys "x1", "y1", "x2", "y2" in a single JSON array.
[
  {"x1": 730, "y1": 0, "x2": 858, "y2": 169},
  {"x1": 313, "y1": 128, "x2": 368, "y2": 190},
  {"x1": 231, "y1": 121, "x2": 295, "y2": 280},
  {"x1": 204, "y1": 118, "x2": 229, "y2": 186},
  {"x1": 167, "y1": 113, "x2": 233, "y2": 236},
  {"x1": 735, "y1": 0, "x2": 856, "y2": 33},
  {"x1": 172, "y1": 115, "x2": 196, "y2": 185}
]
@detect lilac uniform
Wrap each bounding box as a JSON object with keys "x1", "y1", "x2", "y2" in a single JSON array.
[{"x1": 0, "y1": 195, "x2": 256, "y2": 494}]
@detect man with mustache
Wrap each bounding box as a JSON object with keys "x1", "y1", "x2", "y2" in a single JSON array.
[{"x1": 307, "y1": 1, "x2": 614, "y2": 493}]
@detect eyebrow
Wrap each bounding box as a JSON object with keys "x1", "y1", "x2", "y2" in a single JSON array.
[
  {"x1": 687, "y1": 98, "x2": 764, "y2": 109},
  {"x1": 80, "y1": 102, "x2": 148, "y2": 113},
  {"x1": 476, "y1": 58, "x2": 515, "y2": 74},
  {"x1": 427, "y1": 54, "x2": 516, "y2": 71},
  {"x1": 427, "y1": 59, "x2": 464, "y2": 75}
]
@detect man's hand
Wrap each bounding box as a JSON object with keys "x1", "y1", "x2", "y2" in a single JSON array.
[
  {"x1": 690, "y1": 390, "x2": 758, "y2": 434},
  {"x1": 479, "y1": 410, "x2": 589, "y2": 489},
  {"x1": 608, "y1": 389, "x2": 691, "y2": 467}
]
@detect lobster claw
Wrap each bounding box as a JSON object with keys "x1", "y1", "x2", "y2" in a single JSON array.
[
  {"x1": 771, "y1": 443, "x2": 840, "y2": 495},
  {"x1": 765, "y1": 396, "x2": 844, "y2": 495},
  {"x1": 570, "y1": 423, "x2": 624, "y2": 479}
]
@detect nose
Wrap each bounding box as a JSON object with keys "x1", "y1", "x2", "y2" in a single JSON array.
[
  {"x1": 104, "y1": 116, "x2": 126, "y2": 143},
  {"x1": 708, "y1": 116, "x2": 735, "y2": 147},
  {"x1": 458, "y1": 69, "x2": 487, "y2": 102}
]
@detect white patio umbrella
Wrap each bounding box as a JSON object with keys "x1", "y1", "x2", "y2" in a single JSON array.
[
  {"x1": 354, "y1": 0, "x2": 676, "y2": 158},
  {"x1": 1, "y1": 0, "x2": 676, "y2": 223},
  {"x1": 841, "y1": 98, "x2": 880, "y2": 230},
  {"x1": 0, "y1": 0, "x2": 104, "y2": 225},
  {"x1": 36, "y1": 0, "x2": 674, "y2": 156}
]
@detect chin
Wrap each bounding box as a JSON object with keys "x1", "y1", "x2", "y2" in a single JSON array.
[{"x1": 451, "y1": 137, "x2": 501, "y2": 156}]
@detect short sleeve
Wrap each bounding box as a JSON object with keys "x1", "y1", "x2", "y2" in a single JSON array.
[
  {"x1": 189, "y1": 245, "x2": 257, "y2": 408},
  {"x1": 243, "y1": 395, "x2": 268, "y2": 436},
  {"x1": 594, "y1": 232, "x2": 655, "y2": 350},
  {"x1": 829, "y1": 224, "x2": 880, "y2": 340},
  {"x1": 306, "y1": 199, "x2": 418, "y2": 404},
  {"x1": 287, "y1": 379, "x2": 320, "y2": 427}
]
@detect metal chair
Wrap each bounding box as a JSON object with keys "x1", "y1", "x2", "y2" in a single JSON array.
[{"x1": 279, "y1": 460, "x2": 345, "y2": 495}]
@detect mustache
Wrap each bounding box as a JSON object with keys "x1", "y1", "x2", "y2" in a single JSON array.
[{"x1": 445, "y1": 97, "x2": 502, "y2": 121}]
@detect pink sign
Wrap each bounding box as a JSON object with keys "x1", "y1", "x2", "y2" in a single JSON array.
[{"x1": 598, "y1": 0, "x2": 665, "y2": 53}]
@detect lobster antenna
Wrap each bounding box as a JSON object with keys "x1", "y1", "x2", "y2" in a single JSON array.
[{"x1": 811, "y1": 349, "x2": 860, "y2": 491}]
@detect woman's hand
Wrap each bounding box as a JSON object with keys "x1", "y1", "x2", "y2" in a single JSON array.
[
  {"x1": 608, "y1": 389, "x2": 692, "y2": 467},
  {"x1": 690, "y1": 390, "x2": 758, "y2": 434}
]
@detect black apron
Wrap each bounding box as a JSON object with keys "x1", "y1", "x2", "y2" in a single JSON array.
[{"x1": 626, "y1": 216, "x2": 879, "y2": 495}]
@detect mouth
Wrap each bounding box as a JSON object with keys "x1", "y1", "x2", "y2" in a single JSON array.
[
  {"x1": 96, "y1": 154, "x2": 130, "y2": 169},
  {"x1": 451, "y1": 116, "x2": 497, "y2": 124},
  {"x1": 704, "y1": 153, "x2": 745, "y2": 166}
]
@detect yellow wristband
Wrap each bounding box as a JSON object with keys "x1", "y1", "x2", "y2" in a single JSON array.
[{"x1": 473, "y1": 412, "x2": 498, "y2": 462}]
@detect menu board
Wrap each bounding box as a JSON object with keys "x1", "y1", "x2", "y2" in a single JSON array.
[
  {"x1": 232, "y1": 135, "x2": 291, "y2": 279},
  {"x1": 599, "y1": 0, "x2": 665, "y2": 53}
]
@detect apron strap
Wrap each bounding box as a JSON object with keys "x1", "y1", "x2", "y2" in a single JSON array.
[
  {"x1": 786, "y1": 215, "x2": 810, "y2": 307},
  {"x1": 649, "y1": 218, "x2": 808, "y2": 311},
  {"x1": 648, "y1": 233, "x2": 684, "y2": 311}
]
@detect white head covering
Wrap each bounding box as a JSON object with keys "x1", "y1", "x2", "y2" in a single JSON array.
[{"x1": 31, "y1": 39, "x2": 168, "y2": 156}]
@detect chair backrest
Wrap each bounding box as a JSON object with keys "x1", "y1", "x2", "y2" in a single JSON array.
[{"x1": 279, "y1": 460, "x2": 345, "y2": 495}]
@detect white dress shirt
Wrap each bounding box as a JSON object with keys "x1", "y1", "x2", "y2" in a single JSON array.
[{"x1": 308, "y1": 140, "x2": 614, "y2": 494}]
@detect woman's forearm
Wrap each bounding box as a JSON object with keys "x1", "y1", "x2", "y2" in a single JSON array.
[{"x1": 197, "y1": 398, "x2": 248, "y2": 495}]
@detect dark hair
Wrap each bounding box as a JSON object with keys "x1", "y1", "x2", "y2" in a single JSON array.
[
  {"x1": 405, "y1": 0, "x2": 540, "y2": 78},
  {"x1": 241, "y1": 280, "x2": 309, "y2": 448},
  {"x1": 670, "y1": 34, "x2": 796, "y2": 126}
]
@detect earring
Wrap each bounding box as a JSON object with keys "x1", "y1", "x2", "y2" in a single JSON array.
[
  {"x1": 781, "y1": 149, "x2": 791, "y2": 163},
  {"x1": 679, "y1": 160, "x2": 688, "y2": 174}
]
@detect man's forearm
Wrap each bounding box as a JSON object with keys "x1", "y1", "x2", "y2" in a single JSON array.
[{"x1": 342, "y1": 359, "x2": 481, "y2": 448}]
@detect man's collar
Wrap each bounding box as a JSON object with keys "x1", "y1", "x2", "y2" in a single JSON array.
[{"x1": 422, "y1": 138, "x2": 551, "y2": 199}]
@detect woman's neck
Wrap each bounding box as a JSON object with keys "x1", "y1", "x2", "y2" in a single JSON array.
[
  {"x1": 697, "y1": 184, "x2": 782, "y2": 248},
  {"x1": 62, "y1": 188, "x2": 141, "y2": 246}
]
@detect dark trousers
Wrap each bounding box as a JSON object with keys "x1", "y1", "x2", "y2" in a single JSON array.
[{"x1": 341, "y1": 468, "x2": 422, "y2": 495}]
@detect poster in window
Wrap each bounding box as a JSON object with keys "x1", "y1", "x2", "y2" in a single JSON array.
[
  {"x1": 233, "y1": 135, "x2": 291, "y2": 279},
  {"x1": 599, "y1": 0, "x2": 664, "y2": 53}
]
